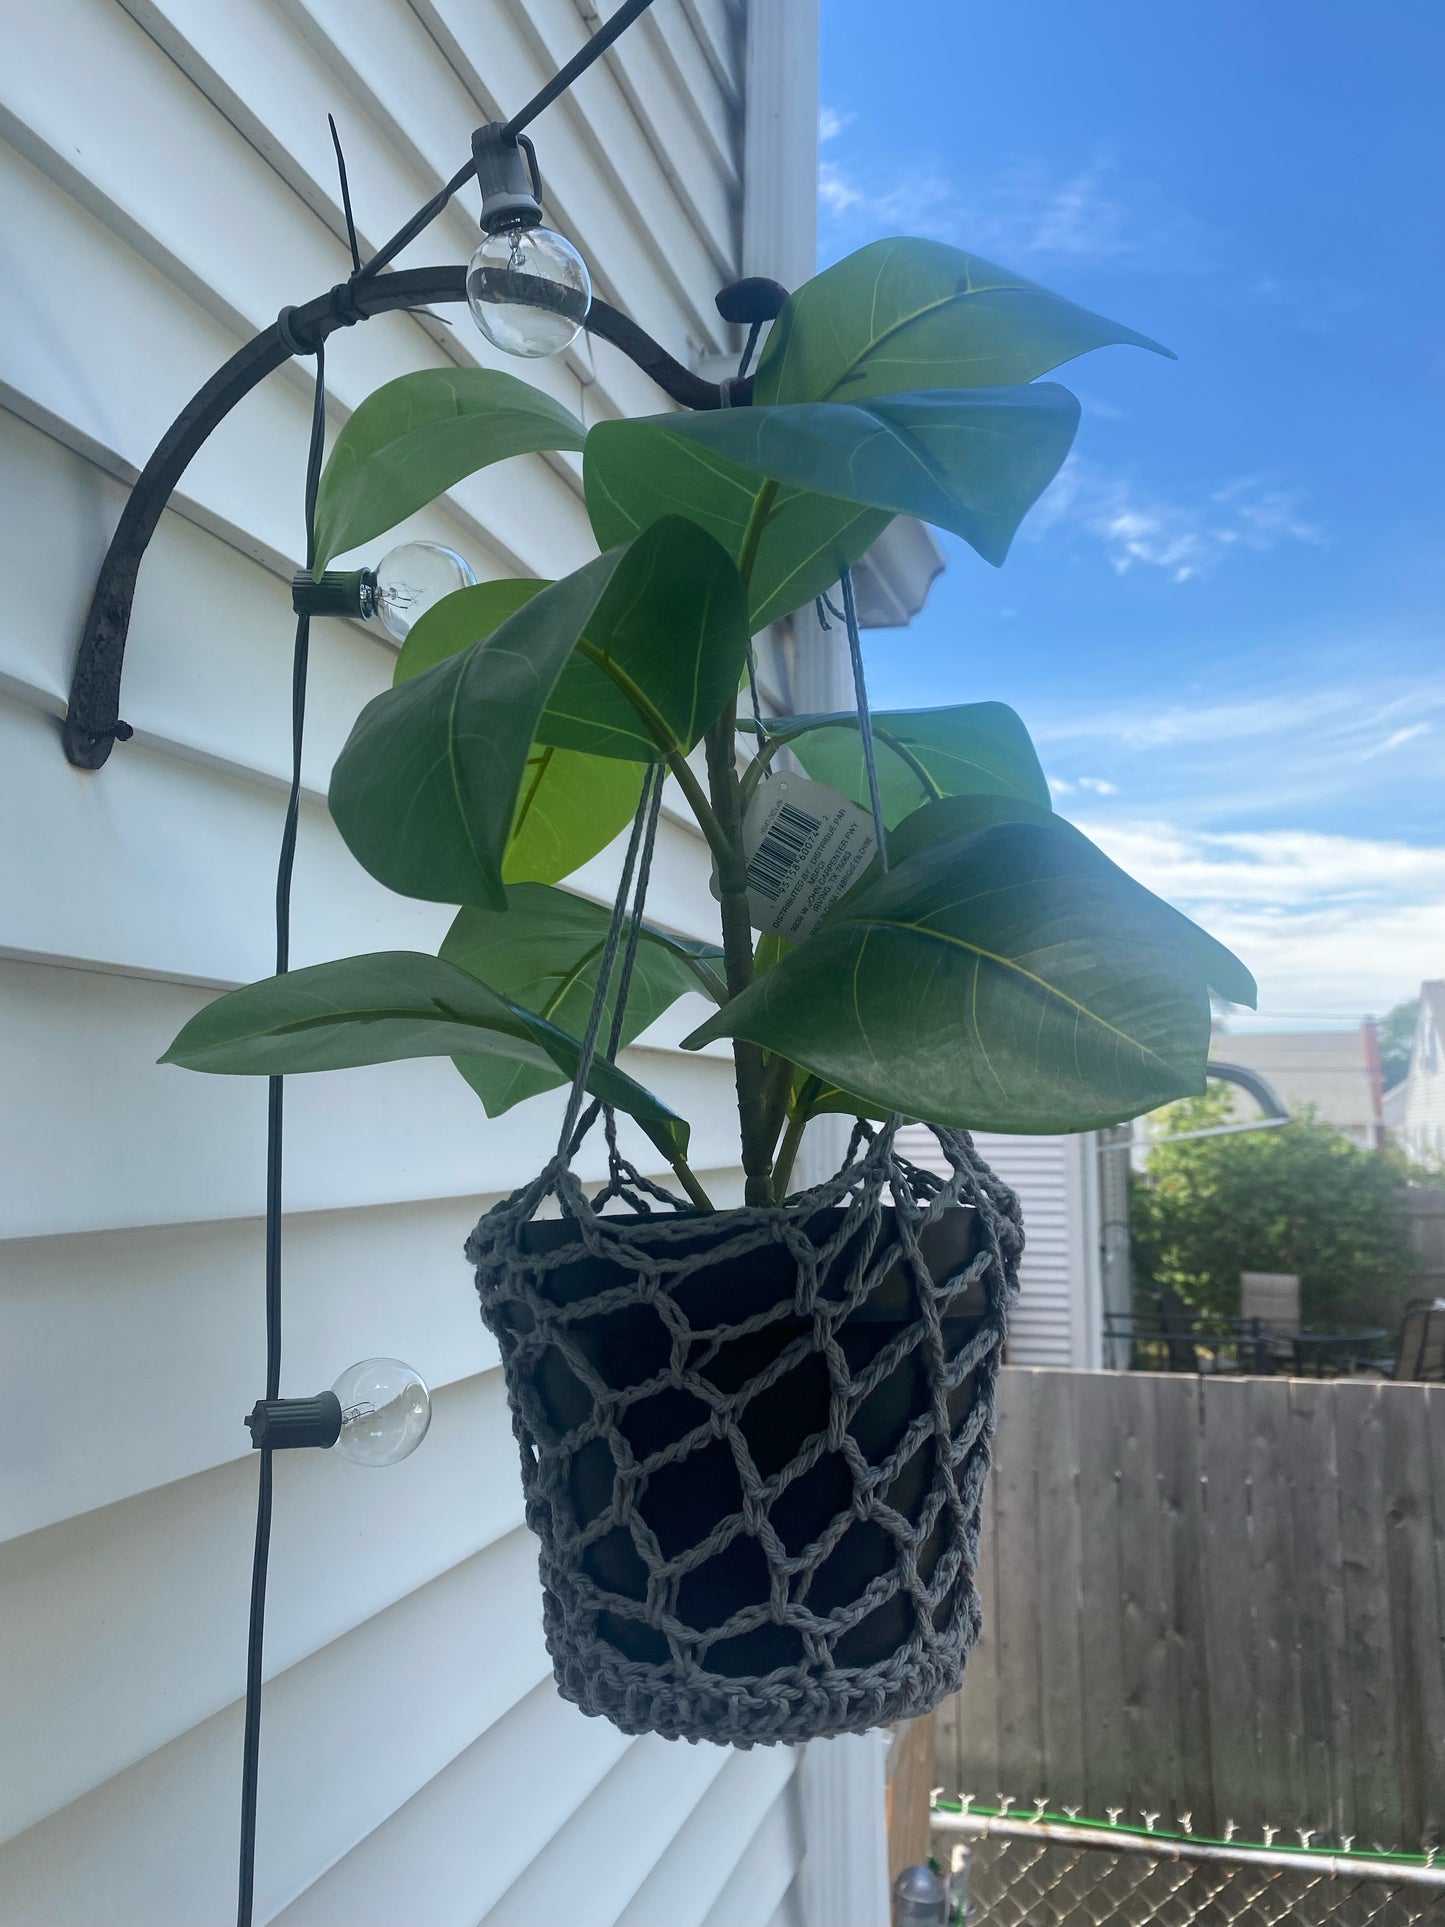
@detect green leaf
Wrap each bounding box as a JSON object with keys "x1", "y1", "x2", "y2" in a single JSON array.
[
  {"x1": 329, "y1": 549, "x2": 628, "y2": 909},
  {"x1": 683, "y1": 819, "x2": 1214, "y2": 1134},
  {"x1": 505, "y1": 745, "x2": 646, "y2": 885},
  {"x1": 440, "y1": 883, "x2": 723, "y2": 1115},
  {"x1": 586, "y1": 418, "x2": 891, "y2": 629},
  {"x1": 393, "y1": 579, "x2": 547, "y2": 684},
  {"x1": 314, "y1": 368, "x2": 586, "y2": 570},
  {"x1": 161, "y1": 951, "x2": 689, "y2": 1159},
  {"x1": 743, "y1": 702, "x2": 1049, "y2": 824},
  {"x1": 538, "y1": 518, "x2": 751, "y2": 760},
  {"x1": 644, "y1": 387, "x2": 1080, "y2": 567},
  {"x1": 330, "y1": 522, "x2": 735, "y2": 909},
  {"x1": 391, "y1": 578, "x2": 646, "y2": 884},
  {"x1": 885, "y1": 793, "x2": 1257, "y2": 1009},
  {"x1": 754, "y1": 236, "x2": 1173, "y2": 406}
]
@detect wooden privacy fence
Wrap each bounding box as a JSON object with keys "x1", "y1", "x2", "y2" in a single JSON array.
[{"x1": 934, "y1": 1369, "x2": 1445, "y2": 1851}]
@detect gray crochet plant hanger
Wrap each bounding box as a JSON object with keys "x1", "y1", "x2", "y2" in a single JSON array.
[{"x1": 466, "y1": 577, "x2": 1023, "y2": 1747}]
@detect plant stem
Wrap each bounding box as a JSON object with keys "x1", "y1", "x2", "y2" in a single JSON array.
[
  {"x1": 771, "y1": 1105, "x2": 810, "y2": 1203},
  {"x1": 738, "y1": 732, "x2": 783, "y2": 809},
  {"x1": 704, "y1": 709, "x2": 774, "y2": 1206},
  {"x1": 669, "y1": 1153, "x2": 716, "y2": 1212},
  {"x1": 665, "y1": 749, "x2": 727, "y2": 855},
  {"x1": 736, "y1": 480, "x2": 778, "y2": 587}
]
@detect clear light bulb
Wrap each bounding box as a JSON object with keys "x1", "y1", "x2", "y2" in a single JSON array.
[
  {"x1": 466, "y1": 226, "x2": 591, "y2": 358},
  {"x1": 365, "y1": 542, "x2": 476, "y2": 642},
  {"x1": 329, "y1": 1357, "x2": 432, "y2": 1467}
]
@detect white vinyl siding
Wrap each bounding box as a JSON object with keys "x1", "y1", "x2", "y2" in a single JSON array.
[
  {"x1": 0, "y1": 2, "x2": 842, "y2": 1920},
  {"x1": 895, "y1": 1126, "x2": 1103, "y2": 1369}
]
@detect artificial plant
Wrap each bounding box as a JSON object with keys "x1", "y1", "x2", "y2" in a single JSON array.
[{"x1": 166, "y1": 237, "x2": 1254, "y2": 1207}]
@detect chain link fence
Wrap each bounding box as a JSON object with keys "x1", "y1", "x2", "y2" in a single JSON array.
[{"x1": 930, "y1": 1808, "x2": 1445, "y2": 1927}]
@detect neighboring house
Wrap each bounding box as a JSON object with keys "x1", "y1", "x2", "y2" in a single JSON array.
[
  {"x1": 0, "y1": 6, "x2": 939, "y2": 1924},
  {"x1": 1398, "y1": 981, "x2": 1445, "y2": 1167},
  {"x1": 1209, "y1": 1024, "x2": 1385, "y2": 1147}
]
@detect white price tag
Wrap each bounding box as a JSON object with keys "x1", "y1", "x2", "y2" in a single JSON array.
[{"x1": 738, "y1": 774, "x2": 879, "y2": 939}]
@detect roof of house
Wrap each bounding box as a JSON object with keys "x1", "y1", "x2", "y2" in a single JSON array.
[{"x1": 1210, "y1": 1028, "x2": 1379, "y2": 1133}]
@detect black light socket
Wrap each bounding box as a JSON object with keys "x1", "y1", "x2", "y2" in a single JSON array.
[
  {"x1": 245, "y1": 1392, "x2": 343, "y2": 1451},
  {"x1": 290, "y1": 570, "x2": 376, "y2": 620},
  {"x1": 472, "y1": 123, "x2": 544, "y2": 233}
]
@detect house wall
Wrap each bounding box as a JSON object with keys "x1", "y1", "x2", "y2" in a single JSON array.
[
  {"x1": 1401, "y1": 987, "x2": 1445, "y2": 1167},
  {"x1": 0, "y1": 3, "x2": 873, "y2": 1922},
  {"x1": 894, "y1": 1127, "x2": 1104, "y2": 1370}
]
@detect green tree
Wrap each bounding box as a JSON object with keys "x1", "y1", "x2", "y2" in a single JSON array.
[
  {"x1": 1378, "y1": 997, "x2": 1419, "y2": 1089},
  {"x1": 1131, "y1": 1090, "x2": 1418, "y2": 1329}
]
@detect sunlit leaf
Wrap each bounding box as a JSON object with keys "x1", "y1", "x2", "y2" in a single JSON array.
[
  {"x1": 647, "y1": 386, "x2": 1079, "y2": 566},
  {"x1": 754, "y1": 236, "x2": 1172, "y2": 405},
  {"x1": 315, "y1": 368, "x2": 585, "y2": 569},
  {"x1": 585, "y1": 420, "x2": 889, "y2": 629},
  {"x1": 440, "y1": 882, "x2": 724, "y2": 1114},
  {"x1": 742, "y1": 702, "x2": 1050, "y2": 823},
  {"x1": 161, "y1": 950, "x2": 689, "y2": 1158},
  {"x1": 684, "y1": 819, "x2": 1213, "y2": 1133}
]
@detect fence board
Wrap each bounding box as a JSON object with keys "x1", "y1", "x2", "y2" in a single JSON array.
[
  {"x1": 949, "y1": 1452, "x2": 999, "y2": 1800},
  {"x1": 1156, "y1": 1375, "x2": 1211, "y2": 1833},
  {"x1": 938, "y1": 1370, "x2": 1444, "y2": 1853},
  {"x1": 1199, "y1": 1378, "x2": 1261, "y2": 1834},
  {"x1": 1333, "y1": 1382, "x2": 1399, "y2": 1849},
  {"x1": 1074, "y1": 1372, "x2": 1129, "y2": 1824},
  {"x1": 1114, "y1": 1374, "x2": 1176, "y2": 1824},
  {"x1": 1286, "y1": 1380, "x2": 1354, "y2": 1841},
  {"x1": 991, "y1": 1370, "x2": 1043, "y2": 1799},
  {"x1": 1380, "y1": 1383, "x2": 1445, "y2": 1849},
  {"x1": 1245, "y1": 1378, "x2": 1305, "y2": 1826},
  {"x1": 1035, "y1": 1373, "x2": 1086, "y2": 1812}
]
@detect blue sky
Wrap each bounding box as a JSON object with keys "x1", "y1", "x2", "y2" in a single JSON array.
[{"x1": 819, "y1": 0, "x2": 1443, "y2": 1026}]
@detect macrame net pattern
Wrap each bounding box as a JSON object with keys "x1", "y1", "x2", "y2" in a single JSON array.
[{"x1": 467, "y1": 1116, "x2": 1021, "y2": 1746}]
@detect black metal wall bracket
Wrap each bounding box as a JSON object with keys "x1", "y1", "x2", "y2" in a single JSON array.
[{"x1": 62, "y1": 272, "x2": 775, "y2": 771}]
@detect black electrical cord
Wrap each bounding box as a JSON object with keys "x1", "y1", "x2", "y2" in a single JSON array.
[
  {"x1": 353, "y1": 0, "x2": 660, "y2": 283},
  {"x1": 236, "y1": 341, "x2": 329, "y2": 1927}
]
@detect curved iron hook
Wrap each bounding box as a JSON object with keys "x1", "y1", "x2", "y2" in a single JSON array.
[{"x1": 62, "y1": 272, "x2": 750, "y2": 768}]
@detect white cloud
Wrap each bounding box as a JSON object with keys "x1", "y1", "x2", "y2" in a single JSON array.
[
  {"x1": 1074, "y1": 817, "x2": 1445, "y2": 1019},
  {"x1": 1047, "y1": 775, "x2": 1075, "y2": 796},
  {"x1": 816, "y1": 143, "x2": 1215, "y2": 274},
  {"x1": 1029, "y1": 458, "x2": 1323, "y2": 583},
  {"x1": 1078, "y1": 776, "x2": 1119, "y2": 795},
  {"x1": 1362, "y1": 721, "x2": 1432, "y2": 759},
  {"x1": 818, "y1": 105, "x2": 854, "y2": 144}
]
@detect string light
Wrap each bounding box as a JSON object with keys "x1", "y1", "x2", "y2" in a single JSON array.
[
  {"x1": 465, "y1": 122, "x2": 591, "y2": 358},
  {"x1": 292, "y1": 541, "x2": 477, "y2": 641}
]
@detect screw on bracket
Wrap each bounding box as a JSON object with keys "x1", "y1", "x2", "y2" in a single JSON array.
[
  {"x1": 1142, "y1": 1812, "x2": 1160, "y2": 1833},
  {"x1": 959, "y1": 1794, "x2": 975, "y2": 1815},
  {"x1": 1032, "y1": 1799, "x2": 1048, "y2": 1822},
  {"x1": 1298, "y1": 1830, "x2": 1315, "y2": 1850},
  {"x1": 1064, "y1": 1807, "x2": 1081, "y2": 1821},
  {"x1": 998, "y1": 1796, "x2": 1016, "y2": 1817},
  {"x1": 1262, "y1": 1826, "x2": 1277, "y2": 1846},
  {"x1": 1224, "y1": 1821, "x2": 1237, "y2": 1842},
  {"x1": 1179, "y1": 1812, "x2": 1193, "y2": 1835},
  {"x1": 1107, "y1": 1809, "x2": 1123, "y2": 1827},
  {"x1": 1341, "y1": 1836, "x2": 1354, "y2": 1852}
]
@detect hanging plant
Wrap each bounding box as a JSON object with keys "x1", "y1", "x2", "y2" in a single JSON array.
[{"x1": 165, "y1": 236, "x2": 1253, "y2": 1745}]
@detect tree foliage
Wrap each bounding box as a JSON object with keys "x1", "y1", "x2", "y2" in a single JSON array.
[{"x1": 1130, "y1": 1089, "x2": 1419, "y2": 1329}]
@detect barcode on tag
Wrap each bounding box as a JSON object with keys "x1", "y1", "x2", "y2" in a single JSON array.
[
  {"x1": 745, "y1": 800, "x2": 824, "y2": 900},
  {"x1": 738, "y1": 774, "x2": 879, "y2": 940}
]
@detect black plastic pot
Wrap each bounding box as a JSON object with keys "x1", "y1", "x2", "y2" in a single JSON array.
[{"x1": 497, "y1": 1205, "x2": 991, "y2": 1682}]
